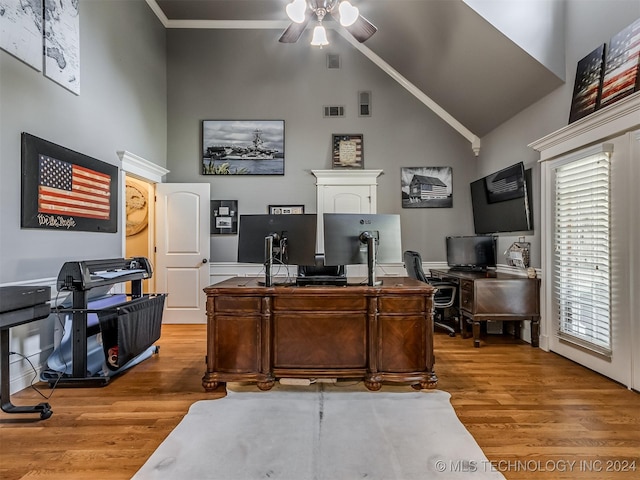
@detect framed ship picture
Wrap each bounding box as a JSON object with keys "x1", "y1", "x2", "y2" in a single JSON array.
[{"x1": 202, "y1": 120, "x2": 284, "y2": 175}]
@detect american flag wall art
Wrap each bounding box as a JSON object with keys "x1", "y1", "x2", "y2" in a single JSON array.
[
  {"x1": 38, "y1": 155, "x2": 111, "y2": 220},
  {"x1": 600, "y1": 17, "x2": 640, "y2": 108},
  {"x1": 21, "y1": 133, "x2": 118, "y2": 232}
]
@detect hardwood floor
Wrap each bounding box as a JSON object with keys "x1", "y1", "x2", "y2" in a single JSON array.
[{"x1": 1, "y1": 325, "x2": 638, "y2": 480}]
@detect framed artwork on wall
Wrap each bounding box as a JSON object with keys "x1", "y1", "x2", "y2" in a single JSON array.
[
  {"x1": 568, "y1": 44, "x2": 605, "y2": 124},
  {"x1": 332, "y1": 134, "x2": 364, "y2": 169},
  {"x1": 401, "y1": 166, "x2": 453, "y2": 208},
  {"x1": 268, "y1": 205, "x2": 304, "y2": 214},
  {"x1": 211, "y1": 200, "x2": 238, "y2": 234},
  {"x1": 21, "y1": 133, "x2": 118, "y2": 232},
  {"x1": 599, "y1": 17, "x2": 640, "y2": 109},
  {"x1": 202, "y1": 120, "x2": 285, "y2": 175}
]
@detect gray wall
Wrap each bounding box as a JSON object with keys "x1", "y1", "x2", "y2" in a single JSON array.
[
  {"x1": 0, "y1": 0, "x2": 167, "y2": 283},
  {"x1": 479, "y1": 0, "x2": 640, "y2": 268},
  {"x1": 166, "y1": 28, "x2": 477, "y2": 263}
]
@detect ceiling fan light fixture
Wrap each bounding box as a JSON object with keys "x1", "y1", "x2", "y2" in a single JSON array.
[
  {"x1": 338, "y1": 1, "x2": 359, "y2": 27},
  {"x1": 286, "y1": 0, "x2": 307, "y2": 23},
  {"x1": 310, "y1": 25, "x2": 329, "y2": 47}
]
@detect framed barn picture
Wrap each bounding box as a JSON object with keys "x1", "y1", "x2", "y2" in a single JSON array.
[
  {"x1": 401, "y1": 166, "x2": 453, "y2": 208},
  {"x1": 21, "y1": 133, "x2": 118, "y2": 232}
]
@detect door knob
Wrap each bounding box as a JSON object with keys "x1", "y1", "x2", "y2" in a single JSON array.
[{"x1": 203, "y1": 258, "x2": 208, "y2": 264}]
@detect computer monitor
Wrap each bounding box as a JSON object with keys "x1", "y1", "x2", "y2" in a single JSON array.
[
  {"x1": 323, "y1": 213, "x2": 402, "y2": 286},
  {"x1": 446, "y1": 235, "x2": 497, "y2": 271},
  {"x1": 237, "y1": 214, "x2": 317, "y2": 285}
]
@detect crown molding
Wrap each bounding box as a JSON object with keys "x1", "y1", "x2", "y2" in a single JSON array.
[
  {"x1": 117, "y1": 150, "x2": 169, "y2": 183},
  {"x1": 311, "y1": 169, "x2": 383, "y2": 185},
  {"x1": 529, "y1": 92, "x2": 640, "y2": 161}
]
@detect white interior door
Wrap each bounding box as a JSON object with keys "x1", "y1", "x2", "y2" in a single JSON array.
[
  {"x1": 317, "y1": 185, "x2": 375, "y2": 253},
  {"x1": 155, "y1": 183, "x2": 210, "y2": 324}
]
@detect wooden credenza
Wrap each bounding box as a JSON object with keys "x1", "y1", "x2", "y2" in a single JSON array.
[
  {"x1": 430, "y1": 269, "x2": 540, "y2": 348},
  {"x1": 202, "y1": 277, "x2": 437, "y2": 391}
]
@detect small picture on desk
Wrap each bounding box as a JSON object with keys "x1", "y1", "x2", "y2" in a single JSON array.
[{"x1": 401, "y1": 166, "x2": 452, "y2": 208}]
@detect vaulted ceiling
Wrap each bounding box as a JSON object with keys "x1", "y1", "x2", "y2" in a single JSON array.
[{"x1": 151, "y1": 0, "x2": 564, "y2": 141}]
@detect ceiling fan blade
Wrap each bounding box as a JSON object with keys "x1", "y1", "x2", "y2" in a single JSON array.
[
  {"x1": 278, "y1": 15, "x2": 312, "y2": 43},
  {"x1": 344, "y1": 15, "x2": 377, "y2": 43}
]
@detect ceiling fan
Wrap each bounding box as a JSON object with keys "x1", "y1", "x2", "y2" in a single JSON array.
[{"x1": 279, "y1": 0, "x2": 377, "y2": 45}]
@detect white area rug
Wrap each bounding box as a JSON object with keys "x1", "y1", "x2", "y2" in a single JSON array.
[{"x1": 132, "y1": 383, "x2": 505, "y2": 479}]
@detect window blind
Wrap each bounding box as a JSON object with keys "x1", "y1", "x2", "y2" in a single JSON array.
[{"x1": 554, "y1": 153, "x2": 611, "y2": 354}]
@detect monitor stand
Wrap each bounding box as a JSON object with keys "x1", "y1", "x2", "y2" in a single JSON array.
[
  {"x1": 263, "y1": 235, "x2": 274, "y2": 287},
  {"x1": 361, "y1": 232, "x2": 382, "y2": 287}
]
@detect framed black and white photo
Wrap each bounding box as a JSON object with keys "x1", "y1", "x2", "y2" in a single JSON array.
[
  {"x1": 268, "y1": 205, "x2": 305, "y2": 215},
  {"x1": 202, "y1": 120, "x2": 284, "y2": 175},
  {"x1": 21, "y1": 133, "x2": 118, "y2": 232},
  {"x1": 401, "y1": 167, "x2": 453, "y2": 208},
  {"x1": 211, "y1": 200, "x2": 238, "y2": 234}
]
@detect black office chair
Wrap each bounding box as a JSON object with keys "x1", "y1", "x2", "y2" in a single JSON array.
[{"x1": 403, "y1": 250, "x2": 458, "y2": 337}]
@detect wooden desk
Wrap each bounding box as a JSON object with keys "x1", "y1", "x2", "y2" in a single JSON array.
[
  {"x1": 430, "y1": 269, "x2": 540, "y2": 348},
  {"x1": 202, "y1": 277, "x2": 437, "y2": 391}
]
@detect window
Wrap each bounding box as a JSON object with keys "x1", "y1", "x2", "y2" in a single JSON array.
[{"x1": 553, "y1": 150, "x2": 611, "y2": 354}]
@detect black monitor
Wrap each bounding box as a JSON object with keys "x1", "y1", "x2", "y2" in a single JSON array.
[
  {"x1": 237, "y1": 214, "x2": 317, "y2": 285},
  {"x1": 471, "y1": 163, "x2": 533, "y2": 234},
  {"x1": 323, "y1": 213, "x2": 402, "y2": 286},
  {"x1": 446, "y1": 235, "x2": 497, "y2": 271}
]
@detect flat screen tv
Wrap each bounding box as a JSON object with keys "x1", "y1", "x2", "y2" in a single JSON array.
[
  {"x1": 471, "y1": 162, "x2": 533, "y2": 234},
  {"x1": 446, "y1": 235, "x2": 497, "y2": 271},
  {"x1": 323, "y1": 213, "x2": 402, "y2": 286},
  {"x1": 237, "y1": 214, "x2": 317, "y2": 266}
]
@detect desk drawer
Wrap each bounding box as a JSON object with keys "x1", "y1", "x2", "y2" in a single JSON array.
[
  {"x1": 214, "y1": 296, "x2": 262, "y2": 313},
  {"x1": 460, "y1": 280, "x2": 474, "y2": 311},
  {"x1": 378, "y1": 296, "x2": 428, "y2": 314},
  {"x1": 273, "y1": 296, "x2": 367, "y2": 311}
]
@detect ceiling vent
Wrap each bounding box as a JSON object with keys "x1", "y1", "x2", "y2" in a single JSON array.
[{"x1": 323, "y1": 105, "x2": 345, "y2": 118}]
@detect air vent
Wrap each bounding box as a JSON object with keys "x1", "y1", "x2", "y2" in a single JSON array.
[
  {"x1": 358, "y1": 90, "x2": 371, "y2": 117},
  {"x1": 327, "y1": 54, "x2": 340, "y2": 69},
  {"x1": 323, "y1": 105, "x2": 345, "y2": 117}
]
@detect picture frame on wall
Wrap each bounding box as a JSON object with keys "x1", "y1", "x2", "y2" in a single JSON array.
[
  {"x1": 599, "y1": 17, "x2": 640, "y2": 109},
  {"x1": 332, "y1": 134, "x2": 364, "y2": 169},
  {"x1": 211, "y1": 200, "x2": 238, "y2": 234},
  {"x1": 401, "y1": 166, "x2": 453, "y2": 208},
  {"x1": 568, "y1": 44, "x2": 605, "y2": 124},
  {"x1": 21, "y1": 132, "x2": 118, "y2": 232},
  {"x1": 202, "y1": 120, "x2": 285, "y2": 175},
  {"x1": 268, "y1": 205, "x2": 305, "y2": 215}
]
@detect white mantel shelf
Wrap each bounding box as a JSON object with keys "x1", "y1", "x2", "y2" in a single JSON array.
[
  {"x1": 312, "y1": 169, "x2": 383, "y2": 185},
  {"x1": 529, "y1": 92, "x2": 640, "y2": 160}
]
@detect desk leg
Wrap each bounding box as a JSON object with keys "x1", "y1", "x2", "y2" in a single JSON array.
[
  {"x1": 472, "y1": 321, "x2": 481, "y2": 348},
  {"x1": 1, "y1": 329, "x2": 52, "y2": 420},
  {"x1": 531, "y1": 318, "x2": 540, "y2": 348}
]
